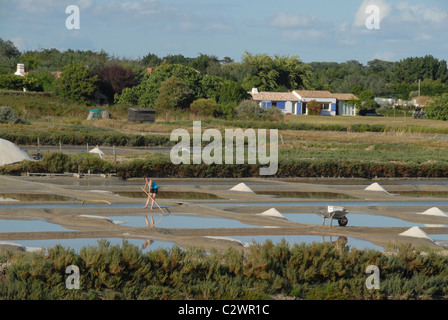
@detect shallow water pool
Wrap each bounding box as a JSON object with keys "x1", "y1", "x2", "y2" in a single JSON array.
[
  {"x1": 284, "y1": 213, "x2": 441, "y2": 228},
  {"x1": 109, "y1": 214, "x2": 260, "y2": 229},
  {"x1": 226, "y1": 235, "x2": 384, "y2": 251},
  {"x1": 117, "y1": 191, "x2": 223, "y2": 200},
  {"x1": 0, "y1": 218, "x2": 72, "y2": 232},
  {"x1": 1, "y1": 238, "x2": 178, "y2": 253},
  {"x1": 206, "y1": 201, "x2": 448, "y2": 207},
  {"x1": 0, "y1": 193, "x2": 77, "y2": 202}
]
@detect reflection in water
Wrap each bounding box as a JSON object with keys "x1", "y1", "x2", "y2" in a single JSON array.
[
  {"x1": 142, "y1": 216, "x2": 154, "y2": 249},
  {"x1": 229, "y1": 235, "x2": 382, "y2": 251},
  {"x1": 117, "y1": 191, "x2": 223, "y2": 200},
  {"x1": 108, "y1": 215, "x2": 257, "y2": 229},
  {"x1": 256, "y1": 191, "x2": 358, "y2": 199},
  {"x1": 0, "y1": 238, "x2": 178, "y2": 253},
  {"x1": 322, "y1": 235, "x2": 348, "y2": 250}
]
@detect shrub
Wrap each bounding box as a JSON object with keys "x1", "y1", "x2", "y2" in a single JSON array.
[
  {"x1": 0, "y1": 74, "x2": 25, "y2": 91},
  {"x1": 2, "y1": 241, "x2": 448, "y2": 300},
  {"x1": 262, "y1": 106, "x2": 284, "y2": 121},
  {"x1": 307, "y1": 100, "x2": 322, "y2": 115},
  {"x1": 190, "y1": 98, "x2": 219, "y2": 117},
  {"x1": 236, "y1": 100, "x2": 262, "y2": 120},
  {"x1": 0, "y1": 106, "x2": 23, "y2": 124},
  {"x1": 425, "y1": 93, "x2": 448, "y2": 121}
]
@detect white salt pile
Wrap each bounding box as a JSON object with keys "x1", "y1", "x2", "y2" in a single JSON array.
[
  {"x1": 230, "y1": 183, "x2": 254, "y2": 193},
  {"x1": 399, "y1": 226, "x2": 433, "y2": 242},
  {"x1": 258, "y1": 208, "x2": 286, "y2": 219},
  {"x1": 0, "y1": 138, "x2": 33, "y2": 166},
  {"x1": 419, "y1": 207, "x2": 448, "y2": 217},
  {"x1": 364, "y1": 183, "x2": 397, "y2": 195}
]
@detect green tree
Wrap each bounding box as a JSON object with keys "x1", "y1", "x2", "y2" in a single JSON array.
[
  {"x1": 0, "y1": 38, "x2": 21, "y2": 73},
  {"x1": 354, "y1": 89, "x2": 380, "y2": 114},
  {"x1": 0, "y1": 74, "x2": 25, "y2": 90},
  {"x1": 141, "y1": 52, "x2": 162, "y2": 68},
  {"x1": 200, "y1": 75, "x2": 225, "y2": 102},
  {"x1": 191, "y1": 53, "x2": 220, "y2": 74},
  {"x1": 154, "y1": 77, "x2": 194, "y2": 110},
  {"x1": 425, "y1": 93, "x2": 448, "y2": 121},
  {"x1": 218, "y1": 80, "x2": 249, "y2": 105},
  {"x1": 391, "y1": 55, "x2": 448, "y2": 84},
  {"x1": 242, "y1": 51, "x2": 310, "y2": 91},
  {"x1": 117, "y1": 64, "x2": 202, "y2": 107},
  {"x1": 53, "y1": 62, "x2": 99, "y2": 104}
]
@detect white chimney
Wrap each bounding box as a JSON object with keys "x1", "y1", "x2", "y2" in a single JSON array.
[
  {"x1": 15, "y1": 64, "x2": 25, "y2": 76},
  {"x1": 251, "y1": 88, "x2": 259, "y2": 94}
]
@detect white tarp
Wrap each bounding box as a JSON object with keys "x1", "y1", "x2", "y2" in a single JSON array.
[
  {"x1": 0, "y1": 138, "x2": 33, "y2": 166},
  {"x1": 89, "y1": 147, "x2": 105, "y2": 159}
]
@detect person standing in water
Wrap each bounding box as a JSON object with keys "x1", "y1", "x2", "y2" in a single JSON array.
[{"x1": 143, "y1": 177, "x2": 159, "y2": 210}]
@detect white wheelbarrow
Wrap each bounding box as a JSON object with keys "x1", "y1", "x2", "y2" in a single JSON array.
[{"x1": 318, "y1": 206, "x2": 349, "y2": 227}]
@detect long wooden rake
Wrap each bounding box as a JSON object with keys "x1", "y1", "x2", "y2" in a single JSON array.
[{"x1": 142, "y1": 188, "x2": 171, "y2": 214}]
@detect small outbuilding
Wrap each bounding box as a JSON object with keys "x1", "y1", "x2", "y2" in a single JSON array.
[{"x1": 128, "y1": 108, "x2": 155, "y2": 123}]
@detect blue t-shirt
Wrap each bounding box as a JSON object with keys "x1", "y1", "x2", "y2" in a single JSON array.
[{"x1": 148, "y1": 181, "x2": 158, "y2": 189}]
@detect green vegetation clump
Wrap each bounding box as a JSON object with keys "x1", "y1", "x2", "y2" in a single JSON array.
[
  {"x1": 2, "y1": 151, "x2": 448, "y2": 179},
  {"x1": 1, "y1": 240, "x2": 448, "y2": 300},
  {"x1": 0, "y1": 106, "x2": 23, "y2": 124},
  {"x1": 426, "y1": 93, "x2": 448, "y2": 121}
]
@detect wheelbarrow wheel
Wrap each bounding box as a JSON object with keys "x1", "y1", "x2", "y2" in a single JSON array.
[{"x1": 338, "y1": 217, "x2": 348, "y2": 227}]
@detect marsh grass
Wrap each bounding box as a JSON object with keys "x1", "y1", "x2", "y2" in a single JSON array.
[{"x1": 1, "y1": 240, "x2": 448, "y2": 300}]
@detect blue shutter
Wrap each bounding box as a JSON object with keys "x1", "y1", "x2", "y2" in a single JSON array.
[
  {"x1": 331, "y1": 103, "x2": 337, "y2": 112},
  {"x1": 261, "y1": 101, "x2": 272, "y2": 109},
  {"x1": 297, "y1": 102, "x2": 302, "y2": 115},
  {"x1": 277, "y1": 102, "x2": 286, "y2": 110},
  {"x1": 262, "y1": 101, "x2": 272, "y2": 109}
]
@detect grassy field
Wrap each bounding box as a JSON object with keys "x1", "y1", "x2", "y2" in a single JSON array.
[{"x1": 1, "y1": 91, "x2": 447, "y2": 177}]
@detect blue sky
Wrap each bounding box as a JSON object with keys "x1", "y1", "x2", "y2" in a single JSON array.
[{"x1": 1, "y1": 0, "x2": 447, "y2": 64}]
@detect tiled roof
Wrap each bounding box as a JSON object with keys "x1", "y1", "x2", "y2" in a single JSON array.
[
  {"x1": 293, "y1": 90, "x2": 335, "y2": 98},
  {"x1": 250, "y1": 89, "x2": 359, "y2": 102},
  {"x1": 332, "y1": 93, "x2": 359, "y2": 101},
  {"x1": 250, "y1": 92, "x2": 299, "y2": 101}
]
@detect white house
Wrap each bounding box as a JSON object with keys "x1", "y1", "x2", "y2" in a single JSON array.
[
  {"x1": 249, "y1": 88, "x2": 300, "y2": 114},
  {"x1": 249, "y1": 88, "x2": 358, "y2": 116},
  {"x1": 292, "y1": 90, "x2": 337, "y2": 116}
]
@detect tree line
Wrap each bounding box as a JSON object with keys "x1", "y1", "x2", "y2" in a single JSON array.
[{"x1": 1, "y1": 37, "x2": 448, "y2": 119}]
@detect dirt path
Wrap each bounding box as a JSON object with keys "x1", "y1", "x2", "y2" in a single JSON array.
[{"x1": 1, "y1": 175, "x2": 448, "y2": 252}]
